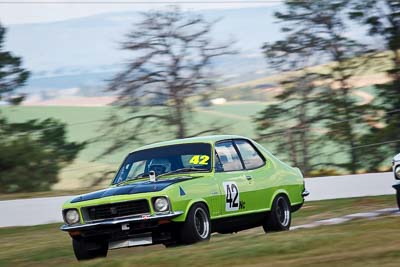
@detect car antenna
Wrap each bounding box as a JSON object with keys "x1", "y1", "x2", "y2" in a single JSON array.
[{"x1": 149, "y1": 171, "x2": 157, "y2": 182}]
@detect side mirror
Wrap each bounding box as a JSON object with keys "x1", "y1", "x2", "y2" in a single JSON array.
[{"x1": 149, "y1": 171, "x2": 156, "y2": 182}]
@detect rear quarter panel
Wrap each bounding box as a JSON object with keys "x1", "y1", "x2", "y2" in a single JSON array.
[{"x1": 252, "y1": 141, "x2": 305, "y2": 209}]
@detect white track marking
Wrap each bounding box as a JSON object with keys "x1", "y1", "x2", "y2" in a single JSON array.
[{"x1": 291, "y1": 208, "x2": 399, "y2": 231}]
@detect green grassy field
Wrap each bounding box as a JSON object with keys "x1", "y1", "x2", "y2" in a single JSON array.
[
  {"x1": 0, "y1": 86, "x2": 381, "y2": 190},
  {"x1": 1, "y1": 104, "x2": 264, "y2": 189},
  {"x1": 0, "y1": 75, "x2": 382, "y2": 190},
  {"x1": 2, "y1": 104, "x2": 263, "y2": 160},
  {"x1": 0, "y1": 195, "x2": 398, "y2": 267}
]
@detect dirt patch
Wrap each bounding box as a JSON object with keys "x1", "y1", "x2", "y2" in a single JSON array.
[{"x1": 346, "y1": 73, "x2": 391, "y2": 88}]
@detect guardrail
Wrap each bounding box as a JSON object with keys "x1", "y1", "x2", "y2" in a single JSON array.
[{"x1": 304, "y1": 172, "x2": 395, "y2": 201}]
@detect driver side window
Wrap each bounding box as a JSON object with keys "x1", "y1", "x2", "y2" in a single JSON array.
[{"x1": 215, "y1": 141, "x2": 244, "y2": 172}]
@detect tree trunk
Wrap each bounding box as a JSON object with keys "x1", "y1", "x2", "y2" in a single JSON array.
[
  {"x1": 300, "y1": 128, "x2": 309, "y2": 175},
  {"x1": 299, "y1": 81, "x2": 309, "y2": 175},
  {"x1": 340, "y1": 83, "x2": 358, "y2": 174},
  {"x1": 287, "y1": 129, "x2": 298, "y2": 168},
  {"x1": 174, "y1": 97, "x2": 186, "y2": 139},
  {"x1": 345, "y1": 129, "x2": 358, "y2": 174},
  {"x1": 390, "y1": 49, "x2": 400, "y2": 152}
]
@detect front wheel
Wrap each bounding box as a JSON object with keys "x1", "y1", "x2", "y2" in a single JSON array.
[
  {"x1": 263, "y1": 195, "x2": 291, "y2": 233},
  {"x1": 72, "y1": 238, "x2": 108, "y2": 261},
  {"x1": 179, "y1": 203, "x2": 211, "y2": 244}
]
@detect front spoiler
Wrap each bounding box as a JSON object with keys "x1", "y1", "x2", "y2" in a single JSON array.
[{"x1": 60, "y1": 211, "x2": 183, "y2": 231}]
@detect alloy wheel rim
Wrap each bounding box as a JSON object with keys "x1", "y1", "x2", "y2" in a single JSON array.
[
  {"x1": 194, "y1": 208, "x2": 210, "y2": 239},
  {"x1": 276, "y1": 197, "x2": 290, "y2": 227}
]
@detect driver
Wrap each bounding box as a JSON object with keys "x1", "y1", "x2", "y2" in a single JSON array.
[{"x1": 148, "y1": 158, "x2": 172, "y2": 176}]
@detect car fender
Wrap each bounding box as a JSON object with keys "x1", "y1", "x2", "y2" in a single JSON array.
[
  {"x1": 293, "y1": 167, "x2": 304, "y2": 178},
  {"x1": 269, "y1": 188, "x2": 291, "y2": 209},
  {"x1": 173, "y1": 197, "x2": 210, "y2": 222}
]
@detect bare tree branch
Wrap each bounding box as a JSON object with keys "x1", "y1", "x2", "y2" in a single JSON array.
[{"x1": 97, "y1": 7, "x2": 235, "y2": 159}]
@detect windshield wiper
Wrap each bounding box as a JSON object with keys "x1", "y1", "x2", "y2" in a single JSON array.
[
  {"x1": 156, "y1": 167, "x2": 209, "y2": 178},
  {"x1": 114, "y1": 173, "x2": 149, "y2": 187},
  {"x1": 114, "y1": 168, "x2": 208, "y2": 186}
]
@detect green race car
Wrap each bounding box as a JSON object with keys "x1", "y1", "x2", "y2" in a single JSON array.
[{"x1": 61, "y1": 135, "x2": 309, "y2": 260}]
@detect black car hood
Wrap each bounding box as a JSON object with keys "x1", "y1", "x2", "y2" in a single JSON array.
[{"x1": 70, "y1": 177, "x2": 191, "y2": 203}]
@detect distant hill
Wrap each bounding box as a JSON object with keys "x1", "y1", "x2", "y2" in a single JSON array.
[{"x1": 4, "y1": 6, "x2": 374, "y2": 99}]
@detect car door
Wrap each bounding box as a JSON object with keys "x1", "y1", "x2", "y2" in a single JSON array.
[
  {"x1": 214, "y1": 140, "x2": 255, "y2": 217},
  {"x1": 233, "y1": 139, "x2": 268, "y2": 211}
]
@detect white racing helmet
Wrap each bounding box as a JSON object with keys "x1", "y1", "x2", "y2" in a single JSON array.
[{"x1": 148, "y1": 158, "x2": 172, "y2": 175}]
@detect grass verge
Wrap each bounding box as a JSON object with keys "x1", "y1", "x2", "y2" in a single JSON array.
[{"x1": 0, "y1": 195, "x2": 398, "y2": 267}]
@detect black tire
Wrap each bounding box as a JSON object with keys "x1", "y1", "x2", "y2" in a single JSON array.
[
  {"x1": 72, "y1": 238, "x2": 108, "y2": 261},
  {"x1": 163, "y1": 230, "x2": 182, "y2": 248},
  {"x1": 179, "y1": 203, "x2": 211, "y2": 244},
  {"x1": 263, "y1": 195, "x2": 291, "y2": 233},
  {"x1": 163, "y1": 241, "x2": 181, "y2": 248},
  {"x1": 396, "y1": 189, "x2": 400, "y2": 210}
]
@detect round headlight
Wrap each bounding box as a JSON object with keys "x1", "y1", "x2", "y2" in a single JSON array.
[
  {"x1": 154, "y1": 197, "x2": 169, "y2": 212},
  {"x1": 395, "y1": 166, "x2": 400, "y2": 179},
  {"x1": 65, "y1": 209, "x2": 80, "y2": 224}
]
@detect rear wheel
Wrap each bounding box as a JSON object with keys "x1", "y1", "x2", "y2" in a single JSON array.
[
  {"x1": 263, "y1": 195, "x2": 291, "y2": 232},
  {"x1": 396, "y1": 189, "x2": 400, "y2": 210},
  {"x1": 72, "y1": 238, "x2": 108, "y2": 261},
  {"x1": 179, "y1": 203, "x2": 211, "y2": 244}
]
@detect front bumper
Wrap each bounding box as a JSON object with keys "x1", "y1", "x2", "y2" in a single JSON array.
[
  {"x1": 393, "y1": 182, "x2": 400, "y2": 192},
  {"x1": 60, "y1": 211, "x2": 183, "y2": 231},
  {"x1": 393, "y1": 161, "x2": 400, "y2": 180},
  {"x1": 302, "y1": 189, "x2": 310, "y2": 197}
]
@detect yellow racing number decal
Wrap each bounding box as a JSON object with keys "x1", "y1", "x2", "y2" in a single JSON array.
[{"x1": 189, "y1": 155, "x2": 210, "y2": 165}]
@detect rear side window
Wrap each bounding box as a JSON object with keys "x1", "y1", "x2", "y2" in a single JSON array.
[
  {"x1": 215, "y1": 141, "x2": 243, "y2": 172},
  {"x1": 234, "y1": 140, "x2": 265, "y2": 169}
]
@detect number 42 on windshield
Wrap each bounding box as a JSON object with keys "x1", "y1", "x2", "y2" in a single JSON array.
[{"x1": 189, "y1": 155, "x2": 210, "y2": 165}]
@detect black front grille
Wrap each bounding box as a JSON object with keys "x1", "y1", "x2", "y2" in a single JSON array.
[{"x1": 84, "y1": 200, "x2": 150, "y2": 221}]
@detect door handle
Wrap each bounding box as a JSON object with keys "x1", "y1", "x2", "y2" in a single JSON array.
[{"x1": 245, "y1": 175, "x2": 252, "y2": 180}]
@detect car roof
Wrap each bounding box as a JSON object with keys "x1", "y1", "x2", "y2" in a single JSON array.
[{"x1": 131, "y1": 135, "x2": 250, "y2": 152}]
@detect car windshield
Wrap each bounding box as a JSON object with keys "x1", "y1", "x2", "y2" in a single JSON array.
[{"x1": 112, "y1": 143, "x2": 212, "y2": 184}]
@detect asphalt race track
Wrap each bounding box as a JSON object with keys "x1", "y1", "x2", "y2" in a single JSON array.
[{"x1": 0, "y1": 172, "x2": 396, "y2": 227}]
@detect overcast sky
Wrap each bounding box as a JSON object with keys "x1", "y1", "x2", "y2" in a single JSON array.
[{"x1": 0, "y1": 0, "x2": 279, "y2": 25}]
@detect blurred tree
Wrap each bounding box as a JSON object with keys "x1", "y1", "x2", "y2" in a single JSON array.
[
  {"x1": 0, "y1": 22, "x2": 30, "y2": 104},
  {"x1": 349, "y1": 0, "x2": 400, "y2": 164},
  {"x1": 256, "y1": 33, "x2": 328, "y2": 174},
  {"x1": 102, "y1": 7, "x2": 234, "y2": 155},
  {"x1": 0, "y1": 118, "x2": 86, "y2": 193},
  {"x1": 258, "y1": 0, "x2": 372, "y2": 174},
  {"x1": 0, "y1": 23, "x2": 85, "y2": 193}
]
